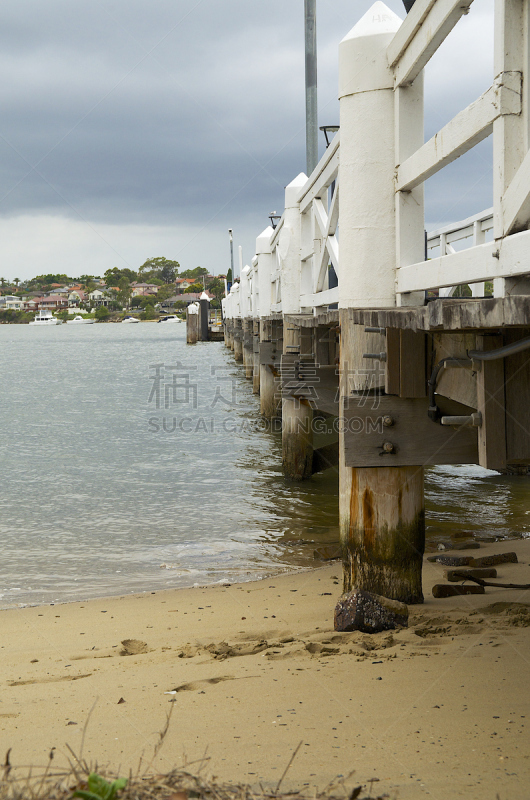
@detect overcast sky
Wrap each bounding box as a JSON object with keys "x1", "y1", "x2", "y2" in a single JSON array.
[{"x1": 0, "y1": 0, "x2": 494, "y2": 282}]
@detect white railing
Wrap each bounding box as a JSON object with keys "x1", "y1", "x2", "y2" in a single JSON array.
[
  {"x1": 223, "y1": 0, "x2": 530, "y2": 322},
  {"x1": 426, "y1": 209, "x2": 493, "y2": 297}
]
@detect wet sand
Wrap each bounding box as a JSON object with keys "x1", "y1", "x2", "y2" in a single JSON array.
[{"x1": 1, "y1": 539, "x2": 529, "y2": 799}]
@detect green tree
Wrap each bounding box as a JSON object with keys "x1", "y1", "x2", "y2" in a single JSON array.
[
  {"x1": 208, "y1": 277, "x2": 225, "y2": 301},
  {"x1": 226, "y1": 268, "x2": 233, "y2": 283},
  {"x1": 80, "y1": 274, "x2": 97, "y2": 294},
  {"x1": 179, "y1": 266, "x2": 208, "y2": 280},
  {"x1": 95, "y1": 306, "x2": 110, "y2": 320},
  {"x1": 104, "y1": 267, "x2": 137, "y2": 284},
  {"x1": 156, "y1": 284, "x2": 175, "y2": 303},
  {"x1": 184, "y1": 283, "x2": 203, "y2": 293},
  {"x1": 141, "y1": 304, "x2": 157, "y2": 320},
  {"x1": 138, "y1": 257, "x2": 179, "y2": 283}
]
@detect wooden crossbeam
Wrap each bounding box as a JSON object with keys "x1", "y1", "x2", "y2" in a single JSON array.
[
  {"x1": 300, "y1": 287, "x2": 339, "y2": 308},
  {"x1": 390, "y1": 0, "x2": 475, "y2": 87},
  {"x1": 502, "y1": 147, "x2": 530, "y2": 234},
  {"x1": 298, "y1": 135, "x2": 339, "y2": 213},
  {"x1": 397, "y1": 75, "x2": 521, "y2": 192},
  {"x1": 397, "y1": 228, "x2": 530, "y2": 294}
]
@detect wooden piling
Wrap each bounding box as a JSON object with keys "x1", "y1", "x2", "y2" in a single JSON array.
[
  {"x1": 243, "y1": 319, "x2": 253, "y2": 379},
  {"x1": 186, "y1": 305, "x2": 199, "y2": 344},
  {"x1": 282, "y1": 323, "x2": 313, "y2": 480},
  {"x1": 259, "y1": 320, "x2": 280, "y2": 419},
  {"x1": 253, "y1": 320, "x2": 260, "y2": 394},
  {"x1": 233, "y1": 320, "x2": 243, "y2": 362},
  {"x1": 338, "y1": 7, "x2": 425, "y2": 602}
]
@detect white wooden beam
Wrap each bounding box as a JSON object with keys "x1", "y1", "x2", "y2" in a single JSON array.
[
  {"x1": 502, "y1": 135, "x2": 530, "y2": 234},
  {"x1": 397, "y1": 228, "x2": 530, "y2": 293},
  {"x1": 391, "y1": 0, "x2": 474, "y2": 88},
  {"x1": 298, "y1": 135, "x2": 339, "y2": 213},
  {"x1": 300, "y1": 286, "x2": 339, "y2": 308},
  {"x1": 387, "y1": 0, "x2": 438, "y2": 68},
  {"x1": 493, "y1": 0, "x2": 528, "y2": 242},
  {"x1": 397, "y1": 241, "x2": 493, "y2": 293},
  {"x1": 397, "y1": 75, "x2": 521, "y2": 192}
]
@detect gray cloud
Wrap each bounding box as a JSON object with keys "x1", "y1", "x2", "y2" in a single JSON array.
[{"x1": 0, "y1": 0, "x2": 495, "y2": 278}]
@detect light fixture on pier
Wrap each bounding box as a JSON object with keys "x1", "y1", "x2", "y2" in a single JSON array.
[
  {"x1": 269, "y1": 211, "x2": 281, "y2": 230},
  {"x1": 319, "y1": 125, "x2": 339, "y2": 148}
]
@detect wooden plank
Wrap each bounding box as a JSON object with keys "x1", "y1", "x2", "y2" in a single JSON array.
[
  {"x1": 392, "y1": 0, "x2": 474, "y2": 87},
  {"x1": 259, "y1": 341, "x2": 278, "y2": 366},
  {"x1": 433, "y1": 333, "x2": 477, "y2": 409},
  {"x1": 503, "y1": 330, "x2": 530, "y2": 465},
  {"x1": 502, "y1": 147, "x2": 530, "y2": 235},
  {"x1": 397, "y1": 78, "x2": 521, "y2": 192},
  {"x1": 298, "y1": 134, "x2": 340, "y2": 213},
  {"x1": 399, "y1": 330, "x2": 426, "y2": 398},
  {"x1": 492, "y1": 0, "x2": 527, "y2": 245},
  {"x1": 385, "y1": 328, "x2": 401, "y2": 395},
  {"x1": 397, "y1": 240, "x2": 494, "y2": 294},
  {"x1": 475, "y1": 335, "x2": 506, "y2": 471},
  {"x1": 300, "y1": 287, "x2": 339, "y2": 308},
  {"x1": 387, "y1": 0, "x2": 438, "y2": 68},
  {"x1": 342, "y1": 396, "x2": 478, "y2": 467}
]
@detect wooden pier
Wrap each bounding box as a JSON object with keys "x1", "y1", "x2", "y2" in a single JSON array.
[{"x1": 194, "y1": 0, "x2": 530, "y2": 605}]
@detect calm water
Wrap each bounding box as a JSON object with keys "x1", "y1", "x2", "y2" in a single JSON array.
[{"x1": 0, "y1": 322, "x2": 528, "y2": 609}]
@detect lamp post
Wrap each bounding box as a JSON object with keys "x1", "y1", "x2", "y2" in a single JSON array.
[
  {"x1": 228, "y1": 228, "x2": 234, "y2": 283},
  {"x1": 305, "y1": 0, "x2": 318, "y2": 175}
]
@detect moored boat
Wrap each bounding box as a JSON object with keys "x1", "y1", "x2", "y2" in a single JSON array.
[
  {"x1": 66, "y1": 315, "x2": 95, "y2": 324},
  {"x1": 157, "y1": 314, "x2": 182, "y2": 323},
  {"x1": 122, "y1": 316, "x2": 140, "y2": 323},
  {"x1": 29, "y1": 310, "x2": 61, "y2": 326}
]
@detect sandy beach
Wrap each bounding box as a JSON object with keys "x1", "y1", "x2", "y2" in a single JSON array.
[{"x1": 1, "y1": 538, "x2": 529, "y2": 799}]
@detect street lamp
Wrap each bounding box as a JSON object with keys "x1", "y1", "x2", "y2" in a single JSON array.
[
  {"x1": 320, "y1": 125, "x2": 339, "y2": 148},
  {"x1": 269, "y1": 211, "x2": 281, "y2": 230}
]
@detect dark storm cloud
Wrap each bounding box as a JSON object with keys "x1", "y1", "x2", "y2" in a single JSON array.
[{"x1": 0, "y1": 0, "x2": 494, "y2": 268}]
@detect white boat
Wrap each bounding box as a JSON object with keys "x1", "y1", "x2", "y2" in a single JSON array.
[
  {"x1": 66, "y1": 315, "x2": 95, "y2": 324},
  {"x1": 157, "y1": 314, "x2": 183, "y2": 323},
  {"x1": 29, "y1": 310, "x2": 61, "y2": 326},
  {"x1": 122, "y1": 316, "x2": 140, "y2": 323}
]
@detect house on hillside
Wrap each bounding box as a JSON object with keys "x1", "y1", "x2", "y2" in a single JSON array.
[
  {"x1": 68, "y1": 290, "x2": 87, "y2": 307},
  {"x1": 39, "y1": 295, "x2": 68, "y2": 311},
  {"x1": 88, "y1": 288, "x2": 109, "y2": 306},
  {"x1": 131, "y1": 283, "x2": 158, "y2": 297},
  {"x1": 161, "y1": 291, "x2": 214, "y2": 310},
  {"x1": 0, "y1": 295, "x2": 23, "y2": 311}
]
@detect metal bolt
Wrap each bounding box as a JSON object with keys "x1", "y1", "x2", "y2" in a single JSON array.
[
  {"x1": 382, "y1": 441, "x2": 395, "y2": 453},
  {"x1": 382, "y1": 415, "x2": 394, "y2": 427}
]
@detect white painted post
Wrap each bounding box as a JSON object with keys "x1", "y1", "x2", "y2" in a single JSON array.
[
  {"x1": 255, "y1": 227, "x2": 280, "y2": 417},
  {"x1": 240, "y1": 265, "x2": 253, "y2": 378},
  {"x1": 471, "y1": 220, "x2": 486, "y2": 297},
  {"x1": 338, "y1": 2, "x2": 424, "y2": 603},
  {"x1": 280, "y1": 173, "x2": 314, "y2": 480},
  {"x1": 339, "y1": 2, "x2": 401, "y2": 310},
  {"x1": 395, "y1": 69, "x2": 425, "y2": 307},
  {"x1": 280, "y1": 174, "x2": 307, "y2": 314},
  {"x1": 493, "y1": 0, "x2": 530, "y2": 297},
  {"x1": 257, "y1": 227, "x2": 274, "y2": 319}
]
